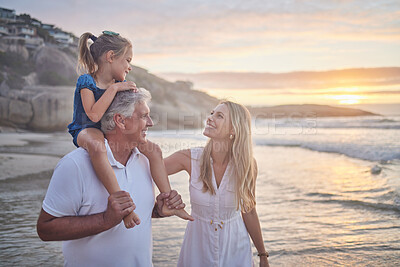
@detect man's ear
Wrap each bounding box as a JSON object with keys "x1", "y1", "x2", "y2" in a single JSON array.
[
  {"x1": 106, "y1": 50, "x2": 115, "y2": 63},
  {"x1": 114, "y1": 113, "x2": 126, "y2": 129}
]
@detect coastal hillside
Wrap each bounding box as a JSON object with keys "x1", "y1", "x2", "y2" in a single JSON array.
[
  {"x1": 248, "y1": 104, "x2": 378, "y2": 118},
  {"x1": 0, "y1": 7, "x2": 219, "y2": 131},
  {"x1": 0, "y1": 43, "x2": 218, "y2": 131},
  {"x1": 0, "y1": 44, "x2": 380, "y2": 131}
]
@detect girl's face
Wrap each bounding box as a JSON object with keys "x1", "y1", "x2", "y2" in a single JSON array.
[
  {"x1": 203, "y1": 103, "x2": 232, "y2": 140},
  {"x1": 111, "y1": 47, "x2": 133, "y2": 81}
]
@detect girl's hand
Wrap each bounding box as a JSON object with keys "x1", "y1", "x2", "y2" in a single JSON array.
[{"x1": 112, "y1": 81, "x2": 138, "y2": 92}]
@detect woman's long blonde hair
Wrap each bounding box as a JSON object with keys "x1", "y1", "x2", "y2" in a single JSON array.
[{"x1": 199, "y1": 101, "x2": 257, "y2": 212}]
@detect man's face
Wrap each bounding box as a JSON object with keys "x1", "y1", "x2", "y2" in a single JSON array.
[{"x1": 123, "y1": 102, "x2": 153, "y2": 144}]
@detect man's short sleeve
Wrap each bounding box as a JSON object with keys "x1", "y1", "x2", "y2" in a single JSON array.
[{"x1": 42, "y1": 156, "x2": 84, "y2": 217}]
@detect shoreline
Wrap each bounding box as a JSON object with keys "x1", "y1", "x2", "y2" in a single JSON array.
[
  {"x1": 0, "y1": 128, "x2": 396, "y2": 166},
  {"x1": 1, "y1": 107, "x2": 397, "y2": 137}
]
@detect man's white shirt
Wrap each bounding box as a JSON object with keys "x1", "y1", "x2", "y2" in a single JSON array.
[{"x1": 43, "y1": 139, "x2": 155, "y2": 267}]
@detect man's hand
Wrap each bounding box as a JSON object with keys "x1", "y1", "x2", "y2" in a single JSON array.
[
  {"x1": 103, "y1": 191, "x2": 136, "y2": 228},
  {"x1": 155, "y1": 190, "x2": 194, "y2": 221}
]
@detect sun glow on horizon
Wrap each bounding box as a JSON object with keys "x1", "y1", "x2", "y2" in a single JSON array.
[
  {"x1": 338, "y1": 99, "x2": 361, "y2": 105},
  {"x1": 327, "y1": 94, "x2": 367, "y2": 105},
  {"x1": 199, "y1": 86, "x2": 399, "y2": 107}
]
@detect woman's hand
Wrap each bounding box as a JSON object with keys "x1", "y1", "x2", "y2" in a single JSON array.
[
  {"x1": 111, "y1": 81, "x2": 137, "y2": 92},
  {"x1": 260, "y1": 256, "x2": 270, "y2": 267}
]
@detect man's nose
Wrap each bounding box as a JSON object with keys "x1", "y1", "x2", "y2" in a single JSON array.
[{"x1": 147, "y1": 116, "x2": 154, "y2": 127}]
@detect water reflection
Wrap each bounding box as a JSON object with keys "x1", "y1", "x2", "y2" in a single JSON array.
[{"x1": 0, "y1": 136, "x2": 399, "y2": 266}]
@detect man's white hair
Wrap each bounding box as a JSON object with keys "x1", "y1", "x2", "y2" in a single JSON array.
[{"x1": 101, "y1": 88, "x2": 151, "y2": 133}]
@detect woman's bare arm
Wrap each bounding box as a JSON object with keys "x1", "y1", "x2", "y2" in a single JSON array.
[{"x1": 164, "y1": 149, "x2": 191, "y2": 175}]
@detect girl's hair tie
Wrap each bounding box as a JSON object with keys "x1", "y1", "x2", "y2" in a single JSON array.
[
  {"x1": 102, "y1": 30, "x2": 120, "y2": 36},
  {"x1": 90, "y1": 35, "x2": 97, "y2": 42}
]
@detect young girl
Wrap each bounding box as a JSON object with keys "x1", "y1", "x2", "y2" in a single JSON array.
[{"x1": 67, "y1": 31, "x2": 191, "y2": 228}]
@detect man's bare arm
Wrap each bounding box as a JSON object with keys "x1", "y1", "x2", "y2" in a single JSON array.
[{"x1": 37, "y1": 191, "x2": 135, "y2": 241}]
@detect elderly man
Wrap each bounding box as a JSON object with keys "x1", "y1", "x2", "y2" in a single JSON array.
[{"x1": 37, "y1": 88, "x2": 187, "y2": 266}]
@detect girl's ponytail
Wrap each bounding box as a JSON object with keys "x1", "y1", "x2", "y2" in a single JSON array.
[
  {"x1": 77, "y1": 32, "x2": 97, "y2": 75},
  {"x1": 77, "y1": 31, "x2": 132, "y2": 76}
]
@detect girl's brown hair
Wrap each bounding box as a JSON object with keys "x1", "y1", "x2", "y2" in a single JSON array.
[{"x1": 77, "y1": 32, "x2": 132, "y2": 75}]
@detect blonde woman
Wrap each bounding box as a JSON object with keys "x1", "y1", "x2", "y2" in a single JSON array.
[{"x1": 165, "y1": 101, "x2": 270, "y2": 267}]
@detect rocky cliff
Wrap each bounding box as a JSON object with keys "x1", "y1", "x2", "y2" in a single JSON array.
[{"x1": 0, "y1": 44, "x2": 219, "y2": 131}]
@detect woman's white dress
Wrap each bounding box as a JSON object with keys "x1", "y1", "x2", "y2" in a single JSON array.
[{"x1": 177, "y1": 148, "x2": 253, "y2": 267}]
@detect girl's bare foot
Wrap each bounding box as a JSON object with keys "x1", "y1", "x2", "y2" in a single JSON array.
[
  {"x1": 174, "y1": 208, "x2": 194, "y2": 221},
  {"x1": 123, "y1": 211, "x2": 141, "y2": 228},
  {"x1": 161, "y1": 203, "x2": 194, "y2": 221}
]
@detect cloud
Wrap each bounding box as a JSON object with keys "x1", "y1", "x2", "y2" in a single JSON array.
[
  {"x1": 157, "y1": 67, "x2": 400, "y2": 90},
  {"x1": 3, "y1": 0, "x2": 399, "y2": 72}
]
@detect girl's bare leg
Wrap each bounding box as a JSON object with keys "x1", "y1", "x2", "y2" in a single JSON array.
[
  {"x1": 139, "y1": 141, "x2": 192, "y2": 221},
  {"x1": 77, "y1": 128, "x2": 140, "y2": 228}
]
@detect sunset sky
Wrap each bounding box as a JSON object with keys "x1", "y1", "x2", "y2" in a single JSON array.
[{"x1": 2, "y1": 0, "x2": 400, "y2": 106}]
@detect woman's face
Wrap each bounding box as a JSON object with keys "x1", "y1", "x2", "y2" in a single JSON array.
[{"x1": 203, "y1": 103, "x2": 232, "y2": 140}]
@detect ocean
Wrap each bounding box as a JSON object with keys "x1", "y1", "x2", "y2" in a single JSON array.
[{"x1": 0, "y1": 112, "x2": 399, "y2": 266}]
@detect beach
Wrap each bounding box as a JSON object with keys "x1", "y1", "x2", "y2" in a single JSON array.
[
  {"x1": 0, "y1": 116, "x2": 399, "y2": 266},
  {"x1": 1, "y1": 1, "x2": 399, "y2": 266}
]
